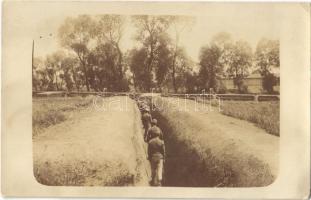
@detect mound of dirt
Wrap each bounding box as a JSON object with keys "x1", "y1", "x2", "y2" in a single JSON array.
[
  {"x1": 152, "y1": 97, "x2": 279, "y2": 187},
  {"x1": 33, "y1": 96, "x2": 149, "y2": 186}
]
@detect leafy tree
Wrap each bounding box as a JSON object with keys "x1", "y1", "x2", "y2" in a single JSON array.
[
  {"x1": 95, "y1": 15, "x2": 127, "y2": 91},
  {"x1": 226, "y1": 40, "x2": 253, "y2": 93},
  {"x1": 33, "y1": 57, "x2": 46, "y2": 91},
  {"x1": 255, "y1": 38, "x2": 280, "y2": 93},
  {"x1": 198, "y1": 44, "x2": 222, "y2": 91},
  {"x1": 153, "y1": 34, "x2": 172, "y2": 91},
  {"x1": 132, "y1": 15, "x2": 171, "y2": 91},
  {"x1": 211, "y1": 32, "x2": 232, "y2": 48},
  {"x1": 210, "y1": 32, "x2": 234, "y2": 73},
  {"x1": 90, "y1": 43, "x2": 120, "y2": 91},
  {"x1": 173, "y1": 47, "x2": 194, "y2": 93},
  {"x1": 184, "y1": 71, "x2": 199, "y2": 93},
  {"x1": 262, "y1": 73, "x2": 278, "y2": 94},
  {"x1": 169, "y1": 16, "x2": 195, "y2": 93},
  {"x1": 128, "y1": 47, "x2": 151, "y2": 92},
  {"x1": 61, "y1": 57, "x2": 79, "y2": 91},
  {"x1": 45, "y1": 51, "x2": 65, "y2": 90},
  {"x1": 198, "y1": 32, "x2": 239, "y2": 93},
  {"x1": 131, "y1": 15, "x2": 194, "y2": 93},
  {"x1": 58, "y1": 15, "x2": 96, "y2": 91}
]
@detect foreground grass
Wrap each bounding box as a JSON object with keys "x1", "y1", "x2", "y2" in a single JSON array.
[
  {"x1": 219, "y1": 101, "x2": 279, "y2": 136},
  {"x1": 189, "y1": 97, "x2": 279, "y2": 136},
  {"x1": 33, "y1": 96, "x2": 148, "y2": 186},
  {"x1": 33, "y1": 96, "x2": 93, "y2": 136},
  {"x1": 151, "y1": 97, "x2": 277, "y2": 187}
]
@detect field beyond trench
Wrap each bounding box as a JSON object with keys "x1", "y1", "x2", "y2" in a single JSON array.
[{"x1": 33, "y1": 95, "x2": 279, "y2": 187}]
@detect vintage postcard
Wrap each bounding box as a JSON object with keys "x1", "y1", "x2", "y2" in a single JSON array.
[{"x1": 2, "y1": 1, "x2": 310, "y2": 199}]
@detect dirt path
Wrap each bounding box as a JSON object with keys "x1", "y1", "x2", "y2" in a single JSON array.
[
  {"x1": 152, "y1": 97, "x2": 279, "y2": 186},
  {"x1": 158, "y1": 97, "x2": 279, "y2": 174},
  {"x1": 192, "y1": 109, "x2": 279, "y2": 175},
  {"x1": 33, "y1": 96, "x2": 150, "y2": 186},
  {"x1": 34, "y1": 95, "x2": 278, "y2": 187}
]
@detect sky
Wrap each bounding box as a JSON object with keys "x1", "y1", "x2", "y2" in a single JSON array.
[{"x1": 31, "y1": 2, "x2": 281, "y2": 62}]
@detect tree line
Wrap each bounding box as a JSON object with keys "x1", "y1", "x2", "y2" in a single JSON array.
[{"x1": 32, "y1": 15, "x2": 279, "y2": 94}]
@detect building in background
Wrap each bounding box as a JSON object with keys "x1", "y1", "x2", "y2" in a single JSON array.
[{"x1": 220, "y1": 70, "x2": 280, "y2": 94}]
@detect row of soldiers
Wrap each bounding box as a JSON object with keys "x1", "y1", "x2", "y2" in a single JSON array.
[{"x1": 140, "y1": 103, "x2": 165, "y2": 187}]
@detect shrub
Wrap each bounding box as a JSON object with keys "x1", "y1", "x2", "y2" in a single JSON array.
[{"x1": 216, "y1": 80, "x2": 227, "y2": 94}]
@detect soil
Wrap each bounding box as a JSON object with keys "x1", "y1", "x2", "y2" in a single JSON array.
[
  {"x1": 33, "y1": 95, "x2": 278, "y2": 187},
  {"x1": 151, "y1": 97, "x2": 279, "y2": 187},
  {"x1": 33, "y1": 96, "x2": 150, "y2": 186}
]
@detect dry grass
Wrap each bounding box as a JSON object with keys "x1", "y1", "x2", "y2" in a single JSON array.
[
  {"x1": 219, "y1": 101, "x2": 279, "y2": 136},
  {"x1": 33, "y1": 96, "x2": 148, "y2": 186},
  {"x1": 151, "y1": 97, "x2": 277, "y2": 187},
  {"x1": 194, "y1": 98, "x2": 280, "y2": 136},
  {"x1": 34, "y1": 158, "x2": 134, "y2": 186},
  {"x1": 33, "y1": 96, "x2": 93, "y2": 136}
]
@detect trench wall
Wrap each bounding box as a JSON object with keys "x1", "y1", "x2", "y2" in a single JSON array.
[{"x1": 149, "y1": 97, "x2": 277, "y2": 187}]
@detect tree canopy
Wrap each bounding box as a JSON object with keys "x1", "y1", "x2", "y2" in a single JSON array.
[{"x1": 33, "y1": 15, "x2": 279, "y2": 94}]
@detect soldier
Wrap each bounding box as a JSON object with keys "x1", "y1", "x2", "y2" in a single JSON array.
[
  {"x1": 141, "y1": 107, "x2": 152, "y2": 141},
  {"x1": 147, "y1": 128, "x2": 165, "y2": 186},
  {"x1": 146, "y1": 119, "x2": 163, "y2": 142}
]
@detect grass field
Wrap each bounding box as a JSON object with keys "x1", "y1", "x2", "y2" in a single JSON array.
[
  {"x1": 219, "y1": 101, "x2": 279, "y2": 136},
  {"x1": 33, "y1": 96, "x2": 93, "y2": 136},
  {"x1": 151, "y1": 97, "x2": 278, "y2": 187},
  {"x1": 194, "y1": 97, "x2": 279, "y2": 136},
  {"x1": 33, "y1": 96, "x2": 149, "y2": 186}
]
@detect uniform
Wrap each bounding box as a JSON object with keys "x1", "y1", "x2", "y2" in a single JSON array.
[
  {"x1": 146, "y1": 125, "x2": 163, "y2": 142},
  {"x1": 148, "y1": 137, "x2": 165, "y2": 186},
  {"x1": 142, "y1": 112, "x2": 152, "y2": 139}
]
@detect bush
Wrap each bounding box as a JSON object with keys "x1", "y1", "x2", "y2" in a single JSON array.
[
  {"x1": 239, "y1": 84, "x2": 248, "y2": 94},
  {"x1": 216, "y1": 80, "x2": 227, "y2": 94},
  {"x1": 262, "y1": 73, "x2": 278, "y2": 94}
]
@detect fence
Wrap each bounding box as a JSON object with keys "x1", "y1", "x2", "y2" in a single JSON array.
[
  {"x1": 33, "y1": 91, "x2": 279, "y2": 101},
  {"x1": 33, "y1": 91, "x2": 128, "y2": 98},
  {"x1": 161, "y1": 93, "x2": 280, "y2": 102}
]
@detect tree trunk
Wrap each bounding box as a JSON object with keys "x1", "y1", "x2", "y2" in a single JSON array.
[
  {"x1": 115, "y1": 43, "x2": 124, "y2": 92},
  {"x1": 55, "y1": 73, "x2": 59, "y2": 91},
  {"x1": 77, "y1": 56, "x2": 90, "y2": 92},
  {"x1": 71, "y1": 66, "x2": 79, "y2": 92},
  {"x1": 82, "y1": 63, "x2": 90, "y2": 91},
  {"x1": 76, "y1": 52, "x2": 90, "y2": 91},
  {"x1": 172, "y1": 58, "x2": 177, "y2": 93},
  {"x1": 172, "y1": 34, "x2": 179, "y2": 93},
  {"x1": 145, "y1": 39, "x2": 156, "y2": 92},
  {"x1": 116, "y1": 44, "x2": 123, "y2": 79}
]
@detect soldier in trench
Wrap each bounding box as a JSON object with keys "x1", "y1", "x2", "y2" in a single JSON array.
[
  {"x1": 147, "y1": 127, "x2": 166, "y2": 186},
  {"x1": 141, "y1": 106, "x2": 152, "y2": 141},
  {"x1": 145, "y1": 119, "x2": 163, "y2": 142}
]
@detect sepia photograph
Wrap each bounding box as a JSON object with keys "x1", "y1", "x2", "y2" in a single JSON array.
[
  {"x1": 32, "y1": 7, "x2": 280, "y2": 187},
  {"x1": 2, "y1": 1, "x2": 310, "y2": 198}
]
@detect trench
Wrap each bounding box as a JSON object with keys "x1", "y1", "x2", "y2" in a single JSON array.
[
  {"x1": 131, "y1": 100, "x2": 151, "y2": 186},
  {"x1": 133, "y1": 95, "x2": 275, "y2": 187},
  {"x1": 133, "y1": 96, "x2": 217, "y2": 187},
  {"x1": 150, "y1": 106, "x2": 221, "y2": 187}
]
